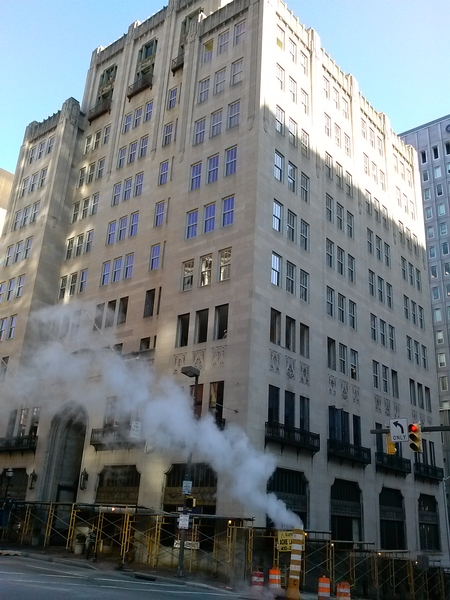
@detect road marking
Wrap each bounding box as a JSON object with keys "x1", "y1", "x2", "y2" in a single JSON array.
[{"x1": 99, "y1": 584, "x2": 239, "y2": 596}]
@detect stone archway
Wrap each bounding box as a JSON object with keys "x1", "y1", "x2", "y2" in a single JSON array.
[{"x1": 39, "y1": 403, "x2": 87, "y2": 503}]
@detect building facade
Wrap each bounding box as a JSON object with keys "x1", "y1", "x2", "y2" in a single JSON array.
[
  {"x1": 401, "y1": 117, "x2": 450, "y2": 518},
  {"x1": 1, "y1": 0, "x2": 447, "y2": 559}
]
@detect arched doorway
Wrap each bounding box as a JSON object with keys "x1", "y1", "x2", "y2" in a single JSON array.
[{"x1": 40, "y1": 403, "x2": 87, "y2": 503}]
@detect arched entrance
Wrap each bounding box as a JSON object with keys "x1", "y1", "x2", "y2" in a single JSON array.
[{"x1": 40, "y1": 403, "x2": 87, "y2": 503}]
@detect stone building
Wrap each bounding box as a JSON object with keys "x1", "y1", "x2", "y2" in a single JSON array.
[{"x1": 0, "y1": 0, "x2": 447, "y2": 559}]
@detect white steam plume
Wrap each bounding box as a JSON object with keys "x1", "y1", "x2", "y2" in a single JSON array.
[{"x1": 13, "y1": 306, "x2": 303, "y2": 530}]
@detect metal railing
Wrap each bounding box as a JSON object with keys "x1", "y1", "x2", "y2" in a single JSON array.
[
  {"x1": 414, "y1": 462, "x2": 444, "y2": 481},
  {"x1": 375, "y1": 452, "x2": 411, "y2": 474},
  {"x1": 327, "y1": 439, "x2": 371, "y2": 465},
  {"x1": 171, "y1": 52, "x2": 185, "y2": 73},
  {"x1": 265, "y1": 422, "x2": 320, "y2": 453},
  {"x1": 0, "y1": 435, "x2": 38, "y2": 452},
  {"x1": 127, "y1": 72, "x2": 153, "y2": 99},
  {"x1": 88, "y1": 97, "x2": 111, "y2": 123},
  {"x1": 90, "y1": 427, "x2": 145, "y2": 450}
]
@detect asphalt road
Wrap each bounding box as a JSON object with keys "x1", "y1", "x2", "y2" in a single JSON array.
[{"x1": 0, "y1": 556, "x2": 242, "y2": 600}]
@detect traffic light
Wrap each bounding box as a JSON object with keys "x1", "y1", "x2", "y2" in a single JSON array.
[
  {"x1": 386, "y1": 433, "x2": 397, "y2": 455},
  {"x1": 185, "y1": 496, "x2": 196, "y2": 509},
  {"x1": 408, "y1": 423, "x2": 422, "y2": 452}
]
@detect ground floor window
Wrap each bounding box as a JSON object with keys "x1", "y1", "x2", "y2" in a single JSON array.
[
  {"x1": 379, "y1": 487, "x2": 406, "y2": 550},
  {"x1": 330, "y1": 479, "x2": 361, "y2": 542}
]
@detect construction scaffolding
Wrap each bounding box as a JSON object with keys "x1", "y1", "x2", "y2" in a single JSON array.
[{"x1": 1, "y1": 501, "x2": 450, "y2": 599}]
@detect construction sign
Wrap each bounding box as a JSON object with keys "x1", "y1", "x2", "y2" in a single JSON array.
[{"x1": 278, "y1": 530, "x2": 293, "y2": 552}]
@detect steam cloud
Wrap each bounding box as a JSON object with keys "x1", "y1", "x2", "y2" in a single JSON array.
[{"x1": 12, "y1": 306, "x2": 302, "y2": 530}]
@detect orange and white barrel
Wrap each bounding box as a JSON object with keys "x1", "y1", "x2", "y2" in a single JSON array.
[
  {"x1": 318, "y1": 576, "x2": 331, "y2": 598},
  {"x1": 336, "y1": 580, "x2": 351, "y2": 599},
  {"x1": 268, "y1": 567, "x2": 281, "y2": 592},
  {"x1": 251, "y1": 570, "x2": 264, "y2": 598},
  {"x1": 286, "y1": 528, "x2": 304, "y2": 600}
]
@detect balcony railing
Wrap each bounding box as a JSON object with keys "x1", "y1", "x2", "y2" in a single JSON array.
[
  {"x1": 127, "y1": 72, "x2": 153, "y2": 100},
  {"x1": 375, "y1": 452, "x2": 411, "y2": 475},
  {"x1": 0, "y1": 435, "x2": 38, "y2": 453},
  {"x1": 327, "y1": 438, "x2": 371, "y2": 466},
  {"x1": 414, "y1": 462, "x2": 444, "y2": 482},
  {"x1": 90, "y1": 427, "x2": 145, "y2": 451},
  {"x1": 171, "y1": 52, "x2": 185, "y2": 74},
  {"x1": 265, "y1": 422, "x2": 320, "y2": 454},
  {"x1": 88, "y1": 97, "x2": 112, "y2": 123}
]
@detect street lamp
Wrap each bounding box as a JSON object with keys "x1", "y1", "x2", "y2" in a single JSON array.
[{"x1": 178, "y1": 365, "x2": 200, "y2": 577}]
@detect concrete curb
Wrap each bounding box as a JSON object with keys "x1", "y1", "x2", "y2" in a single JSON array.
[{"x1": 0, "y1": 549, "x2": 99, "y2": 570}]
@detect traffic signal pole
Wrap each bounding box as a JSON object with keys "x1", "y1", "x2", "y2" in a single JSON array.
[{"x1": 370, "y1": 426, "x2": 450, "y2": 434}]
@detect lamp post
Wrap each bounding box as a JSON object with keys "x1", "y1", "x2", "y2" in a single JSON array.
[{"x1": 178, "y1": 365, "x2": 199, "y2": 577}]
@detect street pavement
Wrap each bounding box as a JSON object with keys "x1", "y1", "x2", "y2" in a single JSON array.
[{"x1": 0, "y1": 546, "x2": 342, "y2": 599}]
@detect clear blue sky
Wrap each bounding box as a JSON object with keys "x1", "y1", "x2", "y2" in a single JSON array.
[{"x1": 1, "y1": 0, "x2": 448, "y2": 173}]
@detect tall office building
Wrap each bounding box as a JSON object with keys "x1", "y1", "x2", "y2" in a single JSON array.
[
  {"x1": 402, "y1": 117, "x2": 450, "y2": 503},
  {"x1": 0, "y1": 0, "x2": 447, "y2": 559}
]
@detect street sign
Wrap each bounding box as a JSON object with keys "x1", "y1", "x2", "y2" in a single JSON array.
[
  {"x1": 389, "y1": 418, "x2": 408, "y2": 442},
  {"x1": 277, "y1": 530, "x2": 293, "y2": 552},
  {"x1": 178, "y1": 514, "x2": 190, "y2": 529},
  {"x1": 182, "y1": 480, "x2": 192, "y2": 495}
]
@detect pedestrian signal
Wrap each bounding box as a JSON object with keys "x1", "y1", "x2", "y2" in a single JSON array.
[{"x1": 408, "y1": 423, "x2": 421, "y2": 452}]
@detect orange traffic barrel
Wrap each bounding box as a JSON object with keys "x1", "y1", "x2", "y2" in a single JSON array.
[
  {"x1": 336, "y1": 581, "x2": 351, "y2": 599},
  {"x1": 318, "y1": 576, "x2": 331, "y2": 598},
  {"x1": 251, "y1": 571, "x2": 264, "y2": 598},
  {"x1": 268, "y1": 567, "x2": 281, "y2": 592}
]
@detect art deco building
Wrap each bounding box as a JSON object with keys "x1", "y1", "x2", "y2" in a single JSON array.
[{"x1": 0, "y1": 0, "x2": 447, "y2": 559}]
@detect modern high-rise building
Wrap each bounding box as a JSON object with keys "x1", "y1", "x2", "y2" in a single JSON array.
[
  {"x1": 1, "y1": 0, "x2": 447, "y2": 561},
  {"x1": 401, "y1": 116, "x2": 450, "y2": 513}
]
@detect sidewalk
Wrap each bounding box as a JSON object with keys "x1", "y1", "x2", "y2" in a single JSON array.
[{"x1": 0, "y1": 545, "x2": 349, "y2": 599}]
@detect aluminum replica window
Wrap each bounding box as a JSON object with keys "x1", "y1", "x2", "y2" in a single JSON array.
[{"x1": 150, "y1": 245, "x2": 160, "y2": 270}]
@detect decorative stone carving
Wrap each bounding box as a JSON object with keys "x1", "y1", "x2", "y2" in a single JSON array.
[
  {"x1": 384, "y1": 398, "x2": 391, "y2": 417},
  {"x1": 375, "y1": 395, "x2": 382, "y2": 413},
  {"x1": 328, "y1": 375, "x2": 336, "y2": 396},
  {"x1": 427, "y1": 416, "x2": 433, "y2": 426},
  {"x1": 270, "y1": 350, "x2": 280, "y2": 373},
  {"x1": 173, "y1": 353, "x2": 186, "y2": 374},
  {"x1": 419, "y1": 413, "x2": 425, "y2": 425},
  {"x1": 412, "y1": 409, "x2": 418, "y2": 422},
  {"x1": 393, "y1": 402, "x2": 400, "y2": 418},
  {"x1": 193, "y1": 350, "x2": 205, "y2": 371},
  {"x1": 286, "y1": 357, "x2": 295, "y2": 380},
  {"x1": 211, "y1": 346, "x2": 226, "y2": 368},
  {"x1": 353, "y1": 385, "x2": 360, "y2": 405},
  {"x1": 341, "y1": 380, "x2": 348, "y2": 401},
  {"x1": 299, "y1": 362, "x2": 309, "y2": 385}
]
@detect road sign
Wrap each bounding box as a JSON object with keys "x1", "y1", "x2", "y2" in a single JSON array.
[
  {"x1": 182, "y1": 480, "x2": 192, "y2": 495},
  {"x1": 178, "y1": 514, "x2": 190, "y2": 529},
  {"x1": 389, "y1": 418, "x2": 408, "y2": 442},
  {"x1": 277, "y1": 530, "x2": 293, "y2": 552}
]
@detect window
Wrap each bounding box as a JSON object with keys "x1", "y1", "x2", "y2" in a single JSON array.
[
  {"x1": 150, "y1": 245, "x2": 160, "y2": 270},
  {"x1": 231, "y1": 59, "x2": 243, "y2": 85},
  {"x1": 347, "y1": 212, "x2": 354, "y2": 238},
  {"x1": 289, "y1": 77, "x2": 297, "y2": 102},
  {"x1": 102, "y1": 126, "x2": 110, "y2": 145},
  {"x1": 85, "y1": 230, "x2": 94, "y2": 252},
  {"x1": 112, "y1": 257, "x2": 122, "y2": 283},
  {"x1": 324, "y1": 113, "x2": 331, "y2": 137},
  {"x1": 271, "y1": 253, "x2": 281, "y2": 286},
  {"x1": 285, "y1": 316, "x2": 295, "y2": 350},
  {"x1": 339, "y1": 343, "x2": 347, "y2": 374},
  {"x1": 234, "y1": 20, "x2": 245, "y2": 44},
  {"x1": 288, "y1": 38, "x2": 297, "y2": 62},
  {"x1": 190, "y1": 163, "x2": 201, "y2": 190},
  {"x1": 117, "y1": 217, "x2": 127, "y2": 241},
  {"x1": 134, "y1": 173, "x2": 144, "y2": 196},
  {"x1": 75, "y1": 234, "x2": 84, "y2": 256},
  {"x1": 168, "y1": 87, "x2": 177, "y2": 108},
  {"x1": 327, "y1": 338, "x2": 336, "y2": 370},
  {"x1": 373, "y1": 361, "x2": 380, "y2": 389},
  {"x1": 270, "y1": 309, "x2": 281, "y2": 345},
  {"x1": 7, "y1": 316, "x2": 16, "y2": 340},
  {"x1": 68, "y1": 273, "x2": 77, "y2": 296},
  {"x1": 186, "y1": 210, "x2": 198, "y2": 239},
  {"x1": 326, "y1": 194, "x2": 334, "y2": 222},
  {"x1": 198, "y1": 78, "x2": 210, "y2": 102},
  {"x1": 275, "y1": 106, "x2": 284, "y2": 134},
  {"x1": 326, "y1": 239, "x2": 334, "y2": 268},
  {"x1": 194, "y1": 118, "x2": 205, "y2": 145},
  {"x1": 300, "y1": 173, "x2": 309, "y2": 202},
  {"x1": 299, "y1": 270, "x2": 309, "y2": 301},
  {"x1": 23, "y1": 238, "x2": 32, "y2": 259},
  {"x1": 139, "y1": 135, "x2": 148, "y2": 158},
  {"x1": 159, "y1": 161, "x2": 169, "y2": 185},
  {"x1": 338, "y1": 294, "x2": 345, "y2": 323},
  {"x1": 219, "y1": 248, "x2": 231, "y2": 281},
  {"x1": 14, "y1": 241, "x2": 23, "y2": 263},
  {"x1": 39, "y1": 168, "x2": 47, "y2": 187},
  {"x1": 349, "y1": 301, "x2": 356, "y2": 329},
  {"x1": 204, "y1": 203, "x2": 216, "y2": 233},
  {"x1": 38, "y1": 141, "x2": 46, "y2": 159},
  {"x1": 214, "y1": 68, "x2": 226, "y2": 94},
  {"x1": 182, "y1": 260, "x2": 194, "y2": 291},
  {"x1": 112, "y1": 183, "x2": 121, "y2": 206},
  {"x1": 276, "y1": 64, "x2": 284, "y2": 89},
  {"x1": 300, "y1": 323, "x2": 309, "y2": 358},
  {"x1": 301, "y1": 130, "x2": 309, "y2": 156},
  {"x1": 326, "y1": 286, "x2": 334, "y2": 317},
  {"x1": 143, "y1": 289, "x2": 155, "y2": 318},
  {"x1": 123, "y1": 113, "x2": 132, "y2": 133},
  {"x1": 201, "y1": 255, "x2": 212, "y2": 286},
  {"x1": 286, "y1": 262, "x2": 295, "y2": 294},
  {"x1": 370, "y1": 314, "x2": 377, "y2": 341},
  {"x1": 106, "y1": 221, "x2": 116, "y2": 245},
  {"x1": 91, "y1": 193, "x2": 99, "y2": 215},
  {"x1": 287, "y1": 210, "x2": 296, "y2": 242},
  {"x1": 6, "y1": 279, "x2": 15, "y2": 301},
  {"x1": 79, "y1": 269, "x2": 87, "y2": 293},
  {"x1": 144, "y1": 101, "x2": 153, "y2": 122},
  {"x1": 300, "y1": 219, "x2": 308, "y2": 250},
  {"x1": 211, "y1": 110, "x2": 222, "y2": 136},
  {"x1": 214, "y1": 304, "x2": 229, "y2": 340},
  {"x1": 225, "y1": 147, "x2": 237, "y2": 175},
  {"x1": 30, "y1": 172, "x2": 38, "y2": 192},
  {"x1": 289, "y1": 119, "x2": 297, "y2": 145},
  {"x1": 195, "y1": 309, "x2": 208, "y2": 343},
  {"x1": 207, "y1": 155, "x2": 219, "y2": 183},
  {"x1": 218, "y1": 30, "x2": 229, "y2": 54},
  {"x1": 163, "y1": 123, "x2": 173, "y2": 146},
  {"x1": 287, "y1": 163, "x2": 297, "y2": 192},
  {"x1": 336, "y1": 204, "x2": 343, "y2": 230},
  {"x1": 348, "y1": 255, "x2": 355, "y2": 282},
  {"x1": 228, "y1": 101, "x2": 240, "y2": 128},
  {"x1": 117, "y1": 147, "x2": 126, "y2": 168},
  {"x1": 123, "y1": 178, "x2": 132, "y2": 201}
]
